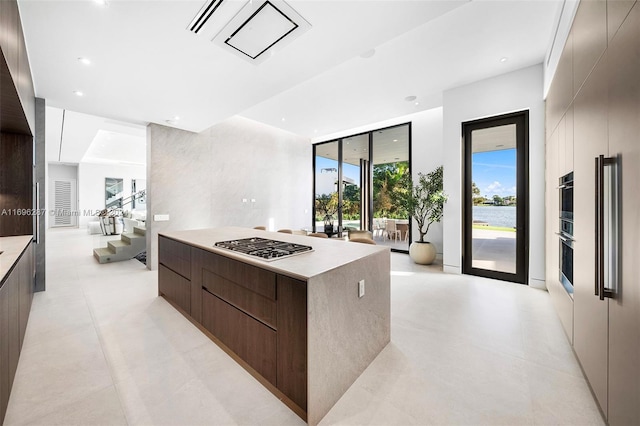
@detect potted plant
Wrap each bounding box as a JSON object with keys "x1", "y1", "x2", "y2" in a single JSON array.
[
  {"x1": 398, "y1": 166, "x2": 447, "y2": 264},
  {"x1": 315, "y1": 194, "x2": 339, "y2": 235}
]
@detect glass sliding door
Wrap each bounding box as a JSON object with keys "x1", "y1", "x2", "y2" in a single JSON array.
[
  {"x1": 463, "y1": 111, "x2": 528, "y2": 284},
  {"x1": 312, "y1": 123, "x2": 411, "y2": 252},
  {"x1": 314, "y1": 141, "x2": 340, "y2": 236},
  {"x1": 342, "y1": 134, "x2": 369, "y2": 232},
  {"x1": 372, "y1": 125, "x2": 411, "y2": 251}
]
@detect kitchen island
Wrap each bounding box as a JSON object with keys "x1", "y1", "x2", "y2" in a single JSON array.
[{"x1": 158, "y1": 227, "x2": 390, "y2": 425}]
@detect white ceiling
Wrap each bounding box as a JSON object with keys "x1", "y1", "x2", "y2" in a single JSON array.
[
  {"x1": 315, "y1": 124, "x2": 410, "y2": 166},
  {"x1": 20, "y1": 0, "x2": 562, "y2": 141},
  {"x1": 45, "y1": 106, "x2": 146, "y2": 165}
]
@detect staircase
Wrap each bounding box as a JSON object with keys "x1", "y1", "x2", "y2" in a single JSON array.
[{"x1": 93, "y1": 225, "x2": 146, "y2": 264}]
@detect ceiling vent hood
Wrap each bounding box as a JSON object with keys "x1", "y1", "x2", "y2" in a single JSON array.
[
  {"x1": 188, "y1": 0, "x2": 226, "y2": 34},
  {"x1": 212, "y1": 0, "x2": 311, "y2": 65}
]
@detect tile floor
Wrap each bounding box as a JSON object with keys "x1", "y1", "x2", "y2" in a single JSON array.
[{"x1": 4, "y1": 228, "x2": 604, "y2": 425}]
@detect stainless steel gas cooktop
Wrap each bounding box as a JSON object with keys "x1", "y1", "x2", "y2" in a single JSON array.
[{"x1": 214, "y1": 237, "x2": 313, "y2": 261}]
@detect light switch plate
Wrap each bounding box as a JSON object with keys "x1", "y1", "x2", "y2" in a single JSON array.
[
  {"x1": 154, "y1": 214, "x2": 170, "y2": 222},
  {"x1": 358, "y1": 280, "x2": 365, "y2": 298}
]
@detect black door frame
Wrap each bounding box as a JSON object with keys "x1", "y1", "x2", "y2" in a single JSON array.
[{"x1": 462, "y1": 110, "x2": 529, "y2": 284}]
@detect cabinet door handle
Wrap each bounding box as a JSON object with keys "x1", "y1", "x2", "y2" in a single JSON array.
[
  {"x1": 598, "y1": 155, "x2": 605, "y2": 300},
  {"x1": 595, "y1": 156, "x2": 600, "y2": 297}
]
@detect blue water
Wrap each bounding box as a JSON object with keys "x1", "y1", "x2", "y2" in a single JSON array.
[{"x1": 472, "y1": 206, "x2": 516, "y2": 228}]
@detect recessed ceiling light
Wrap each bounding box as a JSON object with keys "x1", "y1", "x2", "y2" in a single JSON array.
[
  {"x1": 360, "y1": 49, "x2": 376, "y2": 59},
  {"x1": 173, "y1": 116, "x2": 181, "y2": 121},
  {"x1": 393, "y1": 139, "x2": 398, "y2": 142},
  {"x1": 281, "y1": 117, "x2": 286, "y2": 122},
  {"x1": 77, "y1": 57, "x2": 91, "y2": 65},
  {"x1": 394, "y1": 157, "x2": 400, "y2": 160},
  {"x1": 415, "y1": 102, "x2": 420, "y2": 106},
  {"x1": 94, "y1": 0, "x2": 108, "y2": 6},
  {"x1": 73, "y1": 90, "x2": 84, "y2": 97},
  {"x1": 404, "y1": 95, "x2": 417, "y2": 102},
  {"x1": 500, "y1": 57, "x2": 508, "y2": 63}
]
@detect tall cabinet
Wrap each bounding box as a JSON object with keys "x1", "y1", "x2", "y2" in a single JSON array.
[{"x1": 545, "y1": 1, "x2": 640, "y2": 424}]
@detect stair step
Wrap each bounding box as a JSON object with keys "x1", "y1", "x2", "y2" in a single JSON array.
[
  {"x1": 121, "y1": 232, "x2": 144, "y2": 244},
  {"x1": 108, "y1": 240, "x2": 131, "y2": 252},
  {"x1": 93, "y1": 247, "x2": 116, "y2": 264},
  {"x1": 133, "y1": 226, "x2": 146, "y2": 236}
]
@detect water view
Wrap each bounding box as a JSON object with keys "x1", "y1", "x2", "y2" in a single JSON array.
[{"x1": 473, "y1": 205, "x2": 516, "y2": 228}]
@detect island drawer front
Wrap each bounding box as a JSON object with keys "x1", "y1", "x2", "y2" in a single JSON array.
[
  {"x1": 159, "y1": 265, "x2": 191, "y2": 314},
  {"x1": 202, "y1": 269, "x2": 276, "y2": 329},
  {"x1": 159, "y1": 236, "x2": 191, "y2": 279},
  {"x1": 202, "y1": 290, "x2": 277, "y2": 385},
  {"x1": 201, "y1": 251, "x2": 276, "y2": 301}
]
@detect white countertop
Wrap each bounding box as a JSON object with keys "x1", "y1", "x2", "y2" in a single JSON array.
[
  {"x1": 0, "y1": 235, "x2": 32, "y2": 286},
  {"x1": 160, "y1": 227, "x2": 389, "y2": 280}
]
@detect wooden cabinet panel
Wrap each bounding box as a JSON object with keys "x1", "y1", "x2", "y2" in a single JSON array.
[
  {"x1": 565, "y1": 105, "x2": 574, "y2": 173},
  {"x1": 158, "y1": 264, "x2": 191, "y2": 314},
  {"x1": 572, "y1": 0, "x2": 607, "y2": 96},
  {"x1": 0, "y1": 0, "x2": 19, "y2": 81},
  {"x1": 547, "y1": 32, "x2": 573, "y2": 134},
  {"x1": 16, "y1": 16, "x2": 34, "y2": 132},
  {"x1": 202, "y1": 290, "x2": 277, "y2": 385},
  {"x1": 7, "y1": 271, "x2": 19, "y2": 394},
  {"x1": 200, "y1": 251, "x2": 276, "y2": 301},
  {"x1": 0, "y1": 243, "x2": 33, "y2": 423},
  {"x1": 606, "y1": 4, "x2": 640, "y2": 424},
  {"x1": 607, "y1": 0, "x2": 636, "y2": 41},
  {"x1": 158, "y1": 236, "x2": 191, "y2": 279},
  {"x1": 277, "y1": 275, "x2": 307, "y2": 411},
  {"x1": 202, "y1": 269, "x2": 276, "y2": 329},
  {"x1": 189, "y1": 248, "x2": 206, "y2": 323},
  {"x1": 572, "y1": 54, "x2": 609, "y2": 416},
  {"x1": 558, "y1": 114, "x2": 567, "y2": 175},
  {"x1": 545, "y1": 125, "x2": 574, "y2": 342},
  {"x1": 18, "y1": 244, "x2": 32, "y2": 348},
  {"x1": 0, "y1": 133, "x2": 34, "y2": 236},
  {"x1": 0, "y1": 279, "x2": 9, "y2": 424}
]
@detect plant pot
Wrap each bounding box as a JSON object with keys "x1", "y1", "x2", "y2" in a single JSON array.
[{"x1": 409, "y1": 241, "x2": 436, "y2": 265}]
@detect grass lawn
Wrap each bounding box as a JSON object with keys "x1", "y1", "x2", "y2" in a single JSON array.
[{"x1": 472, "y1": 225, "x2": 516, "y2": 232}]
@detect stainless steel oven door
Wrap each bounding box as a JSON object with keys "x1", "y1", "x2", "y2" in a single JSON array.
[{"x1": 558, "y1": 233, "x2": 574, "y2": 296}]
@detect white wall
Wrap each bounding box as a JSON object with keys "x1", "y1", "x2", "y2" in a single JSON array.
[
  {"x1": 313, "y1": 107, "x2": 444, "y2": 254},
  {"x1": 147, "y1": 115, "x2": 312, "y2": 270},
  {"x1": 442, "y1": 64, "x2": 545, "y2": 289},
  {"x1": 77, "y1": 162, "x2": 146, "y2": 227}
]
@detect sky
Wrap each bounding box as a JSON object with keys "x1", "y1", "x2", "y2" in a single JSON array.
[
  {"x1": 472, "y1": 148, "x2": 517, "y2": 198},
  {"x1": 316, "y1": 149, "x2": 517, "y2": 199}
]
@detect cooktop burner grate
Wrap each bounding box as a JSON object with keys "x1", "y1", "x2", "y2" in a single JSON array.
[{"x1": 214, "y1": 237, "x2": 313, "y2": 261}]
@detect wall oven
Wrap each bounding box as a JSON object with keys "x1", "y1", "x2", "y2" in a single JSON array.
[{"x1": 558, "y1": 172, "x2": 574, "y2": 295}]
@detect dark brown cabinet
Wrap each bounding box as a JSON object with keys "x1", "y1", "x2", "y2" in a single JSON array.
[
  {"x1": 159, "y1": 238, "x2": 308, "y2": 418},
  {"x1": 0, "y1": 242, "x2": 34, "y2": 424},
  {"x1": 158, "y1": 265, "x2": 191, "y2": 314},
  {"x1": 158, "y1": 236, "x2": 192, "y2": 314},
  {"x1": 201, "y1": 289, "x2": 277, "y2": 385}
]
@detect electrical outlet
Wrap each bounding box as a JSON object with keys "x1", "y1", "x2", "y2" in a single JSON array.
[{"x1": 358, "y1": 279, "x2": 365, "y2": 298}]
